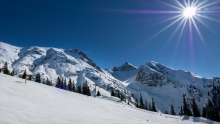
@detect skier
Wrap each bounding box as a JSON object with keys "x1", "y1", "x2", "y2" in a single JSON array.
[{"x1": 24, "y1": 76, "x2": 29, "y2": 84}]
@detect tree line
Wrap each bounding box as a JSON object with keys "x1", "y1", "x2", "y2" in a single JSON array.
[{"x1": 0, "y1": 61, "x2": 101, "y2": 97}]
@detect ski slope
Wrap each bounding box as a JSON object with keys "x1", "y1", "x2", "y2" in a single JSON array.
[{"x1": 0, "y1": 74, "x2": 213, "y2": 124}]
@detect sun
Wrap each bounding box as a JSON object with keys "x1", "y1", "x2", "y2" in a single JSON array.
[{"x1": 183, "y1": 6, "x2": 196, "y2": 18}]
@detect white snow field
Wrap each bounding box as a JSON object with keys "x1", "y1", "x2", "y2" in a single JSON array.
[{"x1": 0, "y1": 74, "x2": 215, "y2": 124}]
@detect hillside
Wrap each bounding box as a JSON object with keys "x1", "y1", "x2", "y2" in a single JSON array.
[{"x1": 0, "y1": 73, "x2": 213, "y2": 124}]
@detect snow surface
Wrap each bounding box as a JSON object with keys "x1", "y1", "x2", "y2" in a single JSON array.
[{"x1": 0, "y1": 73, "x2": 214, "y2": 124}]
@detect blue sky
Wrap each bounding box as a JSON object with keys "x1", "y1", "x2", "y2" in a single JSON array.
[{"x1": 0, "y1": 0, "x2": 220, "y2": 78}]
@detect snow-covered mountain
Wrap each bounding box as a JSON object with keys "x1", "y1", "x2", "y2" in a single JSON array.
[
  {"x1": 111, "y1": 62, "x2": 138, "y2": 81},
  {"x1": 1, "y1": 73, "x2": 214, "y2": 124},
  {"x1": 0, "y1": 42, "x2": 130, "y2": 101},
  {"x1": 113, "y1": 61, "x2": 220, "y2": 116},
  {"x1": 0, "y1": 42, "x2": 219, "y2": 117}
]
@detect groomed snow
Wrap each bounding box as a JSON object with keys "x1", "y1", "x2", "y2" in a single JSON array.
[{"x1": 0, "y1": 73, "x2": 213, "y2": 124}]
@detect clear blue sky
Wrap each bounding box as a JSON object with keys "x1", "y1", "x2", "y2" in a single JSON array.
[{"x1": 0, "y1": 0, "x2": 220, "y2": 78}]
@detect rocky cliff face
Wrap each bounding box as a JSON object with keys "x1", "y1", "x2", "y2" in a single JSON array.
[{"x1": 136, "y1": 65, "x2": 169, "y2": 87}]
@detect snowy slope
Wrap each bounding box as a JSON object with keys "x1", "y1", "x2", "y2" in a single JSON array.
[
  {"x1": 0, "y1": 42, "x2": 130, "y2": 101},
  {"x1": 0, "y1": 73, "x2": 214, "y2": 124}
]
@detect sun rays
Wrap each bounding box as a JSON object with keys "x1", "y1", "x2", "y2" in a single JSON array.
[{"x1": 134, "y1": 0, "x2": 220, "y2": 63}]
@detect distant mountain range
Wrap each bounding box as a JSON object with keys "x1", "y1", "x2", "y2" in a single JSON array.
[{"x1": 0, "y1": 41, "x2": 219, "y2": 118}]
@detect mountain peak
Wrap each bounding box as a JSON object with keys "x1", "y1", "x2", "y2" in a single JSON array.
[{"x1": 112, "y1": 62, "x2": 137, "y2": 72}]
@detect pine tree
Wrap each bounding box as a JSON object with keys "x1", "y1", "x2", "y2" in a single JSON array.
[
  {"x1": 22, "y1": 69, "x2": 27, "y2": 79},
  {"x1": 120, "y1": 94, "x2": 125, "y2": 101},
  {"x1": 46, "y1": 78, "x2": 51, "y2": 86},
  {"x1": 179, "y1": 106, "x2": 183, "y2": 115},
  {"x1": 56, "y1": 76, "x2": 61, "y2": 88},
  {"x1": 192, "y1": 98, "x2": 201, "y2": 117},
  {"x1": 120, "y1": 94, "x2": 123, "y2": 101},
  {"x1": 72, "y1": 81, "x2": 75, "y2": 92},
  {"x1": 35, "y1": 73, "x2": 41, "y2": 83},
  {"x1": 187, "y1": 108, "x2": 193, "y2": 116},
  {"x1": 183, "y1": 94, "x2": 188, "y2": 115},
  {"x1": 29, "y1": 75, "x2": 32, "y2": 80},
  {"x1": 117, "y1": 90, "x2": 120, "y2": 99},
  {"x1": 139, "y1": 94, "x2": 144, "y2": 109},
  {"x1": 202, "y1": 107, "x2": 206, "y2": 118},
  {"x1": 77, "y1": 85, "x2": 82, "y2": 93},
  {"x1": 63, "y1": 78, "x2": 67, "y2": 90},
  {"x1": 68, "y1": 79, "x2": 72, "y2": 91},
  {"x1": 42, "y1": 80, "x2": 46, "y2": 84},
  {"x1": 97, "y1": 90, "x2": 101, "y2": 96},
  {"x1": 111, "y1": 90, "x2": 115, "y2": 96},
  {"x1": 60, "y1": 78, "x2": 64, "y2": 89},
  {"x1": 151, "y1": 98, "x2": 157, "y2": 112},
  {"x1": 206, "y1": 99, "x2": 214, "y2": 120},
  {"x1": 135, "y1": 98, "x2": 140, "y2": 108},
  {"x1": 82, "y1": 81, "x2": 87, "y2": 95},
  {"x1": 82, "y1": 81, "x2": 91, "y2": 96},
  {"x1": 149, "y1": 103, "x2": 152, "y2": 111},
  {"x1": 170, "y1": 104, "x2": 176, "y2": 115},
  {"x1": 3, "y1": 61, "x2": 10, "y2": 75},
  {"x1": 145, "y1": 100, "x2": 148, "y2": 110}
]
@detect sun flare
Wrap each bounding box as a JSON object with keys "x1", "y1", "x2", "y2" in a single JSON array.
[{"x1": 183, "y1": 7, "x2": 196, "y2": 18}]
